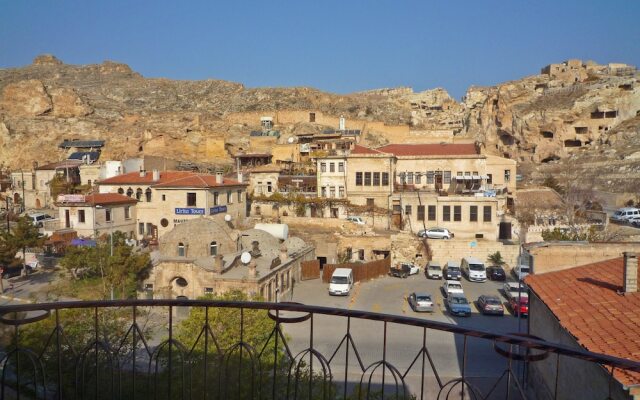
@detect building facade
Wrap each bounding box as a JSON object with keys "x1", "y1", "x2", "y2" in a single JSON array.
[{"x1": 55, "y1": 193, "x2": 138, "y2": 238}]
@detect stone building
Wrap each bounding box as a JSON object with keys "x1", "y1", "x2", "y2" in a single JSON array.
[
  {"x1": 55, "y1": 193, "x2": 138, "y2": 238},
  {"x1": 97, "y1": 170, "x2": 247, "y2": 240},
  {"x1": 144, "y1": 218, "x2": 315, "y2": 301},
  {"x1": 7, "y1": 160, "x2": 82, "y2": 210},
  {"x1": 526, "y1": 253, "x2": 640, "y2": 400}
]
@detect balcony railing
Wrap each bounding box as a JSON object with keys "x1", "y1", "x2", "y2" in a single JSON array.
[{"x1": 1, "y1": 300, "x2": 639, "y2": 399}]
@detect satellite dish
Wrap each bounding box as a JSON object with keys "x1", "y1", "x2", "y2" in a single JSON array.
[
  {"x1": 287, "y1": 137, "x2": 295, "y2": 144},
  {"x1": 224, "y1": 214, "x2": 232, "y2": 222},
  {"x1": 241, "y1": 251, "x2": 252, "y2": 264}
]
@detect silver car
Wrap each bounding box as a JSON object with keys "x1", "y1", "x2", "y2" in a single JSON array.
[
  {"x1": 408, "y1": 292, "x2": 434, "y2": 312},
  {"x1": 418, "y1": 227, "x2": 453, "y2": 239}
]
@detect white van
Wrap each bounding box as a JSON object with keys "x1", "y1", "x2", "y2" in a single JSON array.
[
  {"x1": 611, "y1": 208, "x2": 640, "y2": 223},
  {"x1": 461, "y1": 257, "x2": 487, "y2": 282},
  {"x1": 27, "y1": 212, "x2": 53, "y2": 227},
  {"x1": 328, "y1": 268, "x2": 353, "y2": 296}
]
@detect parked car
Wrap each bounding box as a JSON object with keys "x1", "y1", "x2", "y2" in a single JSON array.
[
  {"x1": 1, "y1": 265, "x2": 23, "y2": 279},
  {"x1": 509, "y1": 296, "x2": 529, "y2": 317},
  {"x1": 426, "y1": 261, "x2": 442, "y2": 279},
  {"x1": 512, "y1": 265, "x2": 531, "y2": 280},
  {"x1": 502, "y1": 282, "x2": 529, "y2": 301},
  {"x1": 27, "y1": 212, "x2": 53, "y2": 228},
  {"x1": 408, "y1": 292, "x2": 434, "y2": 312},
  {"x1": 629, "y1": 216, "x2": 640, "y2": 227},
  {"x1": 346, "y1": 216, "x2": 365, "y2": 225},
  {"x1": 447, "y1": 294, "x2": 472, "y2": 317},
  {"x1": 477, "y1": 295, "x2": 504, "y2": 316},
  {"x1": 329, "y1": 268, "x2": 353, "y2": 296},
  {"x1": 486, "y1": 266, "x2": 506, "y2": 281},
  {"x1": 417, "y1": 227, "x2": 453, "y2": 239},
  {"x1": 390, "y1": 262, "x2": 419, "y2": 278},
  {"x1": 443, "y1": 280, "x2": 464, "y2": 297},
  {"x1": 610, "y1": 207, "x2": 640, "y2": 223},
  {"x1": 461, "y1": 257, "x2": 487, "y2": 282},
  {"x1": 443, "y1": 261, "x2": 462, "y2": 280}
]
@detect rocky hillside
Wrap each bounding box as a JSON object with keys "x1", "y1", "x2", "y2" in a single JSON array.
[{"x1": 1, "y1": 55, "x2": 639, "y2": 195}]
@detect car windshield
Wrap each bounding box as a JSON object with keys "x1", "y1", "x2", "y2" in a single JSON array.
[
  {"x1": 429, "y1": 266, "x2": 440, "y2": 271},
  {"x1": 485, "y1": 297, "x2": 501, "y2": 305},
  {"x1": 331, "y1": 277, "x2": 348, "y2": 284},
  {"x1": 448, "y1": 267, "x2": 460, "y2": 272},
  {"x1": 469, "y1": 264, "x2": 484, "y2": 271},
  {"x1": 448, "y1": 283, "x2": 462, "y2": 290},
  {"x1": 451, "y1": 297, "x2": 468, "y2": 304},
  {"x1": 416, "y1": 295, "x2": 431, "y2": 302}
]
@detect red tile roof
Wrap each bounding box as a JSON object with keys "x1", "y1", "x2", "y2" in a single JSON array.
[
  {"x1": 351, "y1": 144, "x2": 388, "y2": 155},
  {"x1": 57, "y1": 193, "x2": 137, "y2": 206},
  {"x1": 98, "y1": 171, "x2": 245, "y2": 188},
  {"x1": 376, "y1": 143, "x2": 478, "y2": 156},
  {"x1": 526, "y1": 257, "x2": 640, "y2": 385}
]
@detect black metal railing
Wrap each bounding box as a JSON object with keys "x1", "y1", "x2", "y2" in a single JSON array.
[{"x1": 1, "y1": 300, "x2": 639, "y2": 400}]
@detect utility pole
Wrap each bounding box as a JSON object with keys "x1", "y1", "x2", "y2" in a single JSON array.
[{"x1": 20, "y1": 170, "x2": 25, "y2": 213}]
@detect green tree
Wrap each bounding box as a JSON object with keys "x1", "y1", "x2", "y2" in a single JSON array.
[
  {"x1": 541, "y1": 227, "x2": 595, "y2": 241},
  {"x1": 487, "y1": 251, "x2": 505, "y2": 267},
  {"x1": 11, "y1": 216, "x2": 44, "y2": 274}
]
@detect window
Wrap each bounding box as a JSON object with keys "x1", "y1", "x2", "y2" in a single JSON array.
[
  {"x1": 178, "y1": 243, "x2": 185, "y2": 257},
  {"x1": 162, "y1": 194, "x2": 166, "y2": 201},
  {"x1": 338, "y1": 162, "x2": 344, "y2": 172},
  {"x1": 187, "y1": 192, "x2": 197, "y2": 207},
  {"x1": 124, "y1": 206, "x2": 130, "y2": 219},
  {"x1": 454, "y1": 206, "x2": 461, "y2": 222},
  {"x1": 227, "y1": 191, "x2": 232, "y2": 203},
  {"x1": 382, "y1": 172, "x2": 389, "y2": 186},
  {"x1": 373, "y1": 172, "x2": 380, "y2": 186},
  {"x1": 470, "y1": 206, "x2": 478, "y2": 222},
  {"x1": 415, "y1": 173, "x2": 421, "y2": 184},
  {"x1": 417, "y1": 205, "x2": 425, "y2": 221},
  {"x1": 329, "y1": 187, "x2": 335, "y2": 198},
  {"x1": 118, "y1": 188, "x2": 124, "y2": 195},
  {"x1": 210, "y1": 241, "x2": 218, "y2": 256},
  {"x1": 160, "y1": 218, "x2": 168, "y2": 227},
  {"x1": 444, "y1": 171, "x2": 451, "y2": 184},
  {"x1": 329, "y1": 163, "x2": 335, "y2": 173},
  {"x1": 366, "y1": 198, "x2": 374, "y2": 208},
  {"x1": 483, "y1": 206, "x2": 492, "y2": 222},
  {"x1": 205, "y1": 287, "x2": 214, "y2": 294},
  {"x1": 309, "y1": 112, "x2": 316, "y2": 122},
  {"x1": 405, "y1": 205, "x2": 412, "y2": 215},
  {"x1": 358, "y1": 249, "x2": 365, "y2": 261},
  {"x1": 237, "y1": 190, "x2": 243, "y2": 203},
  {"x1": 88, "y1": 180, "x2": 92, "y2": 186},
  {"x1": 428, "y1": 205, "x2": 436, "y2": 221},
  {"x1": 105, "y1": 208, "x2": 112, "y2": 222},
  {"x1": 355, "y1": 172, "x2": 363, "y2": 186},
  {"x1": 321, "y1": 187, "x2": 327, "y2": 197},
  {"x1": 78, "y1": 210, "x2": 85, "y2": 223},
  {"x1": 136, "y1": 188, "x2": 142, "y2": 201},
  {"x1": 139, "y1": 222, "x2": 144, "y2": 235},
  {"x1": 256, "y1": 182, "x2": 262, "y2": 194},
  {"x1": 145, "y1": 188, "x2": 152, "y2": 202},
  {"x1": 427, "y1": 171, "x2": 434, "y2": 184},
  {"x1": 504, "y1": 170, "x2": 511, "y2": 182},
  {"x1": 339, "y1": 186, "x2": 345, "y2": 198},
  {"x1": 321, "y1": 163, "x2": 326, "y2": 173},
  {"x1": 487, "y1": 174, "x2": 493, "y2": 184},
  {"x1": 126, "y1": 188, "x2": 133, "y2": 197},
  {"x1": 213, "y1": 192, "x2": 219, "y2": 206},
  {"x1": 443, "y1": 206, "x2": 451, "y2": 221},
  {"x1": 364, "y1": 172, "x2": 372, "y2": 186},
  {"x1": 407, "y1": 172, "x2": 414, "y2": 184}
]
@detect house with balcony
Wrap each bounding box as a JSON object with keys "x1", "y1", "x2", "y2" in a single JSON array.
[{"x1": 97, "y1": 170, "x2": 247, "y2": 240}]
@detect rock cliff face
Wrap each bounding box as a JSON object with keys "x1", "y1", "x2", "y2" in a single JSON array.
[{"x1": 1, "y1": 55, "x2": 639, "y2": 193}]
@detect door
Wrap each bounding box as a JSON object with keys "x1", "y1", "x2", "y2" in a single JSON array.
[{"x1": 65, "y1": 210, "x2": 70, "y2": 228}]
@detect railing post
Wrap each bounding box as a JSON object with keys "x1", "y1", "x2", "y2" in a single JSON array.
[{"x1": 55, "y1": 309, "x2": 62, "y2": 400}]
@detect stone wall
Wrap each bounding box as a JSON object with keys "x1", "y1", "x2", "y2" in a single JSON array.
[
  {"x1": 525, "y1": 242, "x2": 640, "y2": 274},
  {"x1": 427, "y1": 239, "x2": 520, "y2": 269}
]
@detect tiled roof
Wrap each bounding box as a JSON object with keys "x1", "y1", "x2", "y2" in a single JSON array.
[
  {"x1": 351, "y1": 144, "x2": 388, "y2": 155},
  {"x1": 36, "y1": 160, "x2": 83, "y2": 170},
  {"x1": 526, "y1": 257, "x2": 640, "y2": 386},
  {"x1": 98, "y1": 171, "x2": 245, "y2": 188},
  {"x1": 376, "y1": 143, "x2": 478, "y2": 156},
  {"x1": 57, "y1": 193, "x2": 137, "y2": 206}
]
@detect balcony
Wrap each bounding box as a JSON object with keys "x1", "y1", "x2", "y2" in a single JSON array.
[{"x1": 0, "y1": 300, "x2": 638, "y2": 399}]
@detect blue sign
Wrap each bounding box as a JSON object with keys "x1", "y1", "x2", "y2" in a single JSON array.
[
  {"x1": 210, "y1": 205, "x2": 228, "y2": 215},
  {"x1": 175, "y1": 208, "x2": 205, "y2": 215}
]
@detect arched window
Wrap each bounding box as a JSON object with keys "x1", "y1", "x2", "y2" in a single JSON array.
[
  {"x1": 210, "y1": 241, "x2": 218, "y2": 256},
  {"x1": 178, "y1": 243, "x2": 185, "y2": 257},
  {"x1": 136, "y1": 188, "x2": 143, "y2": 201},
  {"x1": 145, "y1": 188, "x2": 152, "y2": 202},
  {"x1": 118, "y1": 187, "x2": 124, "y2": 195},
  {"x1": 126, "y1": 188, "x2": 133, "y2": 197}
]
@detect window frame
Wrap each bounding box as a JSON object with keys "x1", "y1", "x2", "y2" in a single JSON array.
[
  {"x1": 355, "y1": 172, "x2": 363, "y2": 186},
  {"x1": 454, "y1": 205, "x2": 462, "y2": 222},
  {"x1": 443, "y1": 205, "x2": 451, "y2": 221},
  {"x1": 470, "y1": 205, "x2": 478, "y2": 222},
  {"x1": 428, "y1": 205, "x2": 436, "y2": 221},
  {"x1": 187, "y1": 192, "x2": 197, "y2": 207}
]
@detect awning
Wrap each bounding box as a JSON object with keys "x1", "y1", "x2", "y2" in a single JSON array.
[
  {"x1": 481, "y1": 175, "x2": 490, "y2": 180},
  {"x1": 71, "y1": 238, "x2": 96, "y2": 247},
  {"x1": 463, "y1": 176, "x2": 473, "y2": 180},
  {"x1": 455, "y1": 176, "x2": 465, "y2": 181}
]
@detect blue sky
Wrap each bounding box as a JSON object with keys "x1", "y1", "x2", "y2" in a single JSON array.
[{"x1": 1, "y1": 0, "x2": 639, "y2": 99}]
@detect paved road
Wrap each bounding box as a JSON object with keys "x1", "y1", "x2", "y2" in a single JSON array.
[{"x1": 284, "y1": 272, "x2": 526, "y2": 398}]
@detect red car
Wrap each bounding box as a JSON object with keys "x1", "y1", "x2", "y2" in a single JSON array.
[{"x1": 509, "y1": 295, "x2": 529, "y2": 317}]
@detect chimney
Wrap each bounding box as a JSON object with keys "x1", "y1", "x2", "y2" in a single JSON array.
[
  {"x1": 623, "y1": 252, "x2": 638, "y2": 294},
  {"x1": 215, "y1": 169, "x2": 223, "y2": 184},
  {"x1": 213, "y1": 254, "x2": 224, "y2": 273},
  {"x1": 237, "y1": 171, "x2": 243, "y2": 183},
  {"x1": 248, "y1": 259, "x2": 257, "y2": 278},
  {"x1": 250, "y1": 240, "x2": 261, "y2": 257},
  {"x1": 279, "y1": 244, "x2": 288, "y2": 263},
  {"x1": 152, "y1": 169, "x2": 160, "y2": 182},
  {"x1": 139, "y1": 168, "x2": 146, "y2": 178}
]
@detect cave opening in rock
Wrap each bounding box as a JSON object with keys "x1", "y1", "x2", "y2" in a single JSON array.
[
  {"x1": 541, "y1": 131, "x2": 554, "y2": 139},
  {"x1": 564, "y1": 139, "x2": 582, "y2": 148},
  {"x1": 541, "y1": 155, "x2": 561, "y2": 163}
]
